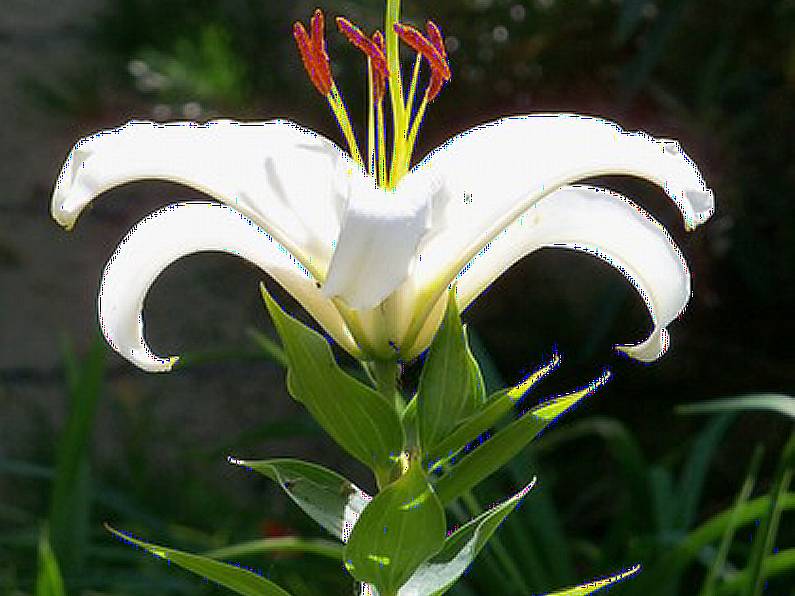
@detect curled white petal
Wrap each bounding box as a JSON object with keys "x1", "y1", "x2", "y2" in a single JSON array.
[
  {"x1": 412, "y1": 114, "x2": 713, "y2": 295},
  {"x1": 322, "y1": 171, "x2": 436, "y2": 310},
  {"x1": 453, "y1": 186, "x2": 692, "y2": 361},
  {"x1": 99, "y1": 202, "x2": 358, "y2": 372},
  {"x1": 52, "y1": 119, "x2": 356, "y2": 277}
]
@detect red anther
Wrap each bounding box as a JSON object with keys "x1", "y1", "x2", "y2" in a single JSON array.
[
  {"x1": 310, "y1": 9, "x2": 327, "y2": 57},
  {"x1": 425, "y1": 21, "x2": 449, "y2": 103},
  {"x1": 336, "y1": 17, "x2": 390, "y2": 81},
  {"x1": 371, "y1": 30, "x2": 387, "y2": 101},
  {"x1": 425, "y1": 21, "x2": 446, "y2": 57},
  {"x1": 373, "y1": 29, "x2": 385, "y2": 54},
  {"x1": 310, "y1": 9, "x2": 333, "y2": 95},
  {"x1": 293, "y1": 11, "x2": 332, "y2": 96},
  {"x1": 393, "y1": 22, "x2": 451, "y2": 81}
]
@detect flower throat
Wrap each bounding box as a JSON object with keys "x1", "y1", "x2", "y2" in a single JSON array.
[{"x1": 293, "y1": 1, "x2": 452, "y2": 190}]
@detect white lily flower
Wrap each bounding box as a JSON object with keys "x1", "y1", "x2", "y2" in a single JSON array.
[{"x1": 51, "y1": 11, "x2": 713, "y2": 372}]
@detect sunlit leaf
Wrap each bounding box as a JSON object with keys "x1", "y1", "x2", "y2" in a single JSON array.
[
  {"x1": 262, "y1": 286, "x2": 404, "y2": 476},
  {"x1": 345, "y1": 462, "x2": 446, "y2": 593},
  {"x1": 545, "y1": 564, "x2": 641, "y2": 595},
  {"x1": 417, "y1": 288, "x2": 480, "y2": 455},
  {"x1": 398, "y1": 481, "x2": 535, "y2": 595},
  {"x1": 232, "y1": 458, "x2": 370, "y2": 543},
  {"x1": 106, "y1": 525, "x2": 292, "y2": 596},
  {"x1": 434, "y1": 372, "x2": 609, "y2": 504}
]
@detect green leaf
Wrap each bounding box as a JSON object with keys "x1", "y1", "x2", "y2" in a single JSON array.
[
  {"x1": 744, "y1": 432, "x2": 795, "y2": 596},
  {"x1": 463, "y1": 326, "x2": 487, "y2": 404},
  {"x1": 544, "y1": 564, "x2": 640, "y2": 595},
  {"x1": 398, "y1": 482, "x2": 534, "y2": 596},
  {"x1": 700, "y1": 446, "x2": 763, "y2": 596},
  {"x1": 205, "y1": 537, "x2": 343, "y2": 561},
  {"x1": 716, "y1": 548, "x2": 795, "y2": 594},
  {"x1": 106, "y1": 525, "x2": 293, "y2": 596},
  {"x1": 232, "y1": 458, "x2": 370, "y2": 542},
  {"x1": 344, "y1": 462, "x2": 446, "y2": 594},
  {"x1": 633, "y1": 492, "x2": 795, "y2": 591},
  {"x1": 261, "y1": 286, "x2": 404, "y2": 476},
  {"x1": 674, "y1": 413, "x2": 734, "y2": 531},
  {"x1": 49, "y1": 337, "x2": 105, "y2": 573},
  {"x1": 435, "y1": 373, "x2": 609, "y2": 504},
  {"x1": 426, "y1": 392, "x2": 514, "y2": 465},
  {"x1": 427, "y1": 354, "x2": 563, "y2": 465},
  {"x1": 417, "y1": 288, "x2": 480, "y2": 455},
  {"x1": 35, "y1": 528, "x2": 65, "y2": 596},
  {"x1": 677, "y1": 394, "x2": 795, "y2": 419}
]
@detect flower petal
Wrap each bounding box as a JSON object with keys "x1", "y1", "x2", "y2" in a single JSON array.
[
  {"x1": 412, "y1": 114, "x2": 713, "y2": 294},
  {"x1": 99, "y1": 202, "x2": 359, "y2": 372},
  {"x1": 321, "y1": 172, "x2": 435, "y2": 310},
  {"x1": 52, "y1": 119, "x2": 357, "y2": 277},
  {"x1": 450, "y1": 186, "x2": 692, "y2": 361}
]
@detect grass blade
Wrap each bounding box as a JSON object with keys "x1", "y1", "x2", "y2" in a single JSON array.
[
  {"x1": 34, "y1": 527, "x2": 65, "y2": 596},
  {"x1": 699, "y1": 445, "x2": 764, "y2": 596},
  {"x1": 677, "y1": 395, "x2": 795, "y2": 419},
  {"x1": 745, "y1": 432, "x2": 795, "y2": 596},
  {"x1": 49, "y1": 337, "x2": 105, "y2": 573}
]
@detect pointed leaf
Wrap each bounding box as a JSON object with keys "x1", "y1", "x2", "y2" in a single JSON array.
[
  {"x1": 435, "y1": 373, "x2": 609, "y2": 504},
  {"x1": 677, "y1": 394, "x2": 795, "y2": 419},
  {"x1": 344, "y1": 462, "x2": 446, "y2": 593},
  {"x1": 417, "y1": 289, "x2": 480, "y2": 455},
  {"x1": 35, "y1": 528, "x2": 65, "y2": 596},
  {"x1": 232, "y1": 458, "x2": 370, "y2": 543},
  {"x1": 262, "y1": 286, "x2": 404, "y2": 476},
  {"x1": 426, "y1": 392, "x2": 513, "y2": 465},
  {"x1": 398, "y1": 482, "x2": 535, "y2": 596},
  {"x1": 106, "y1": 525, "x2": 292, "y2": 596},
  {"x1": 427, "y1": 353, "x2": 562, "y2": 465},
  {"x1": 49, "y1": 338, "x2": 105, "y2": 573},
  {"x1": 545, "y1": 565, "x2": 641, "y2": 595},
  {"x1": 204, "y1": 536, "x2": 343, "y2": 561}
]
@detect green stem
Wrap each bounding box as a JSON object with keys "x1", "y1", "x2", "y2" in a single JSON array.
[{"x1": 370, "y1": 359, "x2": 403, "y2": 411}]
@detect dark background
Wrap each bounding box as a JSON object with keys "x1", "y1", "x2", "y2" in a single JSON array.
[{"x1": 1, "y1": 0, "x2": 793, "y2": 594}]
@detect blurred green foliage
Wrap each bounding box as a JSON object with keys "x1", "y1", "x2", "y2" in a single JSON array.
[
  {"x1": 5, "y1": 0, "x2": 795, "y2": 594},
  {"x1": 2, "y1": 337, "x2": 794, "y2": 594}
]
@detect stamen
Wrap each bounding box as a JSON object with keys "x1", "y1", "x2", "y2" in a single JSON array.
[
  {"x1": 310, "y1": 9, "x2": 334, "y2": 97},
  {"x1": 425, "y1": 21, "x2": 449, "y2": 102},
  {"x1": 293, "y1": 22, "x2": 330, "y2": 96},
  {"x1": 393, "y1": 22, "x2": 451, "y2": 82},
  {"x1": 425, "y1": 21, "x2": 445, "y2": 54},
  {"x1": 336, "y1": 17, "x2": 390, "y2": 82},
  {"x1": 371, "y1": 30, "x2": 387, "y2": 102}
]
